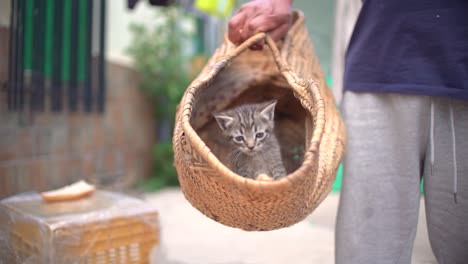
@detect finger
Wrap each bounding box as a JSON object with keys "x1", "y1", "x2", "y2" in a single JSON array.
[
  {"x1": 246, "y1": 11, "x2": 290, "y2": 37},
  {"x1": 228, "y1": 11, "x2": 247, "y2": 44},
  {"x1": 247, "y1": 14, "x2": 272, "y2": 34},
  {"x1": 245, "y1": 13, "x2": 287, "y2": 50},
  {"x1": 268, "y1": 22, "x2": 291, "y2": 41},
  {"x1": 229, "y1": 1, "x2": 259, "y2": 44},
  {"x1": 242, "y1": 5, "x2": 273, "y2": 42},
  {"x1": 238, "y1": 7, "x2": 259, "y2": 43}
]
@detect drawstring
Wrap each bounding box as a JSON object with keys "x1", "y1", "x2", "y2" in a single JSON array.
[
  {"x1": 430, "y1": 99, "x2": 458, "y2": 204},
  {"x1": 430, "y1": 99, "x2": 434, "y2": 176},
  {"x1": 449, "y1": 101, "x2": 458, "y2": 204}
]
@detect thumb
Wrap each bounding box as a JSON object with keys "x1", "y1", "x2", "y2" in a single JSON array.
[{"x1": 268, "y1": 22, "x2": 291, "y2": 41}]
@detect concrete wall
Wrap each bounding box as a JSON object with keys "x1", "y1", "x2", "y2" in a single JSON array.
[
  {"x1": 0, "y1": 19, "x2": 156, "y2": 198},
  {"x1": 0, "y1": 60, "x2": 156, "y2": 199}
]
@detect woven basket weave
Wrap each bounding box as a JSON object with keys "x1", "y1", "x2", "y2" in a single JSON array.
[{"x1": 173, "y1": 11, "x2": 346, "y2": 231}]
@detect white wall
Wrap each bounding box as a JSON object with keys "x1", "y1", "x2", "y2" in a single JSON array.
[
  {"x1": 106, "y1": 1, "x2": 196, "y2": 66},
  {"x1": 331, "y1": 0, "x2": 362, "y2": 104},
  {"x1": 106, "y1": 1, "x2": 159, "y2": 66},
  {"x1": 0, "y1": 1, "x2": 11, "y2": 26}
]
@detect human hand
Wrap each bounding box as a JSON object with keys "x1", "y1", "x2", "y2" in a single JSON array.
[{"x1": 228, "y1": 0, "x2": 293, "y2": 49}]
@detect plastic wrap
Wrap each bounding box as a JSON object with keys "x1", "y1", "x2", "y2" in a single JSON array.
[{"x1": 0, "y1": 190, "x2": 160, "y2": 264}]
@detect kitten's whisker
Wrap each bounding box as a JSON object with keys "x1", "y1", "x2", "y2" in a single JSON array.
[
  {"x1": 233, "y1": 150, "x2": 242, "y2": 163},
  {"x1": 228, "y1": 149, "x2": 241, "y2": 164}
]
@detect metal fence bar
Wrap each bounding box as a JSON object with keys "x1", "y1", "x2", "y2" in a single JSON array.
[
  {"x1": 44, "y1": 0, "x2": 54, "y2": 88},
  {"x1": 84, "y1": 0, "x2": 93, "y2": 112},
  {"x1": 31, "y1": 0, "x2": 46, "y2": 111},
  {"x1": 8, "y1": 0, "x2": 18, "y2": 110},
  {"x1": 97, "y1": 0, "x2": 106, "y2": 112},
  {"x1": 61, "y1": 0, "x2": 71, "y2": 106},
  {"x1": 16, "y1": 0, "x2": 25, "y2": 111},
  {"x1": 51, "y1": 0, "x2": 63, "y2": 112},
  {"x1": 7, "y1": 0, "x2": 106, "y2": 113},
  {"x1": 68, "y1": 0, "x2": 79, "y2": 112}
]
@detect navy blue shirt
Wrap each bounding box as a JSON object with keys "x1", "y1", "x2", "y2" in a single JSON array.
[{"x1": 344, "y1": 0, "x2": 468, "y2": 101}]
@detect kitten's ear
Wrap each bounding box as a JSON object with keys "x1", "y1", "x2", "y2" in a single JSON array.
[
  {"x1": 259, "y1": 100, "x2": 277, "y2": 121},
  {"x1": 214, "y1": 114, "x2": 234, "y2": 131}
]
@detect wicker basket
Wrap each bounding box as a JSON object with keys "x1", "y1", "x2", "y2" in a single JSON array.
[
  {"x1": 173, "y1": 11, "x2": 346, "y2": 231},
  {"x1": 0, "y1": 191, "x2": 160, "y2": 263}
]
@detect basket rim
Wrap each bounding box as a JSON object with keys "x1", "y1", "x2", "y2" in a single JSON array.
[{"x1": 178, "y1": 11, "x2": 326, "y2": 190}]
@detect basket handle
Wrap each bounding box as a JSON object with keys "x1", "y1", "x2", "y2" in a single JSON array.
[{"x1": 226, "y1": 32, "x2": 289, "y2": 72}]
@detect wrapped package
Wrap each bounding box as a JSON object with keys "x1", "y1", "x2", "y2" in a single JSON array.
[{"x1": 0, "y1": 190, "x2": 160, "y2": 263}]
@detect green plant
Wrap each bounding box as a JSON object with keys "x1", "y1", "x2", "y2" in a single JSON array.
[
  {"x1": 138, "y1": 142, "x2": 179, "y2": 191},
  {"x1": 127, "y1": 6, "x2": 196, "y2": 191},
  {"x1": 127, "y1": 5, "x2": 192, "y2": 119}
]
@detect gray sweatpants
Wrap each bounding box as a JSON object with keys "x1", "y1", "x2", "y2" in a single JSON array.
[{"x1": 335, "y1": 92, "x2": 468, "y2": 264}]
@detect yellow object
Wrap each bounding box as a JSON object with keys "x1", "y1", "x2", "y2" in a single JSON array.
[
  {"x1": 0, "y1": 191, "x2": 160, "y2": 263},
  {"x1": 195, "y1": 0, "x2": 236, "y2": 18}
]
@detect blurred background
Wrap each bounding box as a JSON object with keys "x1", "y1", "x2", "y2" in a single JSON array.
[
  {"x1": 0, "y1": 0, "x2": 359, "y2": 198},
  {"x1": 0, "y1": 1, "x2": 436, "y2": 263}
]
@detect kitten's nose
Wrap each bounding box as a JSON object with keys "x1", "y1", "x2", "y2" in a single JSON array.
[{"x1": 246, "y1": 141, "x2": 255, "y2": 150}]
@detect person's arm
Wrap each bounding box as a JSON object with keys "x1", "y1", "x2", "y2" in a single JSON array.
[{"x1": 228, "y1": 0, "x2": 293, "y2": 48}]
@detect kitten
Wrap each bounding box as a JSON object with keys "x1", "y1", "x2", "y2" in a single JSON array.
[{"x1": 214, "y1": 100, "x2": 287, "y2": 180}]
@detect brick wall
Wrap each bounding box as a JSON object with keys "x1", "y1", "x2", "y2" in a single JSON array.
[{"x1": 0, "y1": 27, "x2": 156, "y2": 198}]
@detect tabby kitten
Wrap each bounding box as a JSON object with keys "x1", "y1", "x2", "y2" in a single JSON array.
[{"x1": 214, "y1": 100, "x2": 287, "y2": 180}]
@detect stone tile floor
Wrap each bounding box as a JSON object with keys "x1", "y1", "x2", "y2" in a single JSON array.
[{"x1": 146, "y1": 188, "x2": 437, "y2": 264}]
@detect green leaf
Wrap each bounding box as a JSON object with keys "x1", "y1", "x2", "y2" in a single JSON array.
[{"x1": 127, "y1": 6, "x2": 208, "y2": 191}]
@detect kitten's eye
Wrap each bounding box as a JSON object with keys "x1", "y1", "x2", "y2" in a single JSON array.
[
  {"x1": 255, "y1": 132, "x2": 265, "y2": 139},
  {"x1": 234, "y1": 136, "x2": 244, "y2": 142}
]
